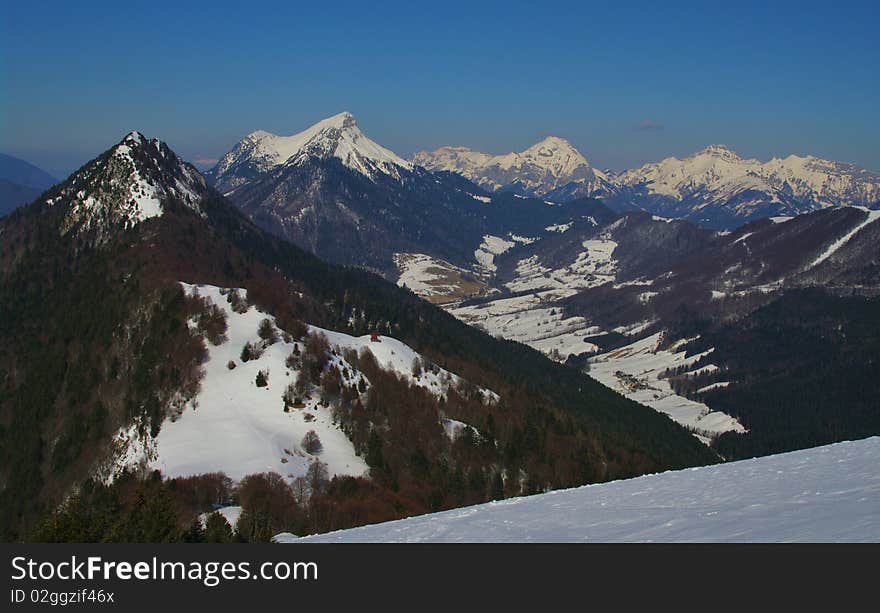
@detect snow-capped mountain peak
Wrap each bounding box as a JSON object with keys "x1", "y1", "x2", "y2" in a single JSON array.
[
  {"x1": 44, "y1": 131, "x2": 207, "y2": 241},
  {"x1": 515, "y1": 136, "x2": 591, "y2": 176},
  {"x1": 696, "y1": 144, "x2": 743, "y2": 161},
  {"x1": 412, "y1": 136, "x2": 616, "y2": 200},
  {"x1": 123, "y1": 130, "x2": 146, "y2": 144},
  {"x1": 209, "y1": 112, "x2": 412, "y2": 192}
]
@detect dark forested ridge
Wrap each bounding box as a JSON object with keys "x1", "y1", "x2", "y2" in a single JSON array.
[
  {"x1": 680, "y1": 290, "x2": 880, "y2": 459},
  {"x1": 0, "y1": 136, "x2": 716, "y2": 541}
]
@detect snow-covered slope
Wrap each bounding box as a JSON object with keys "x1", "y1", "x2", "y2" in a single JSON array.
[
  {"x1": 473, "y1": 234, "x2": 516, "y2": 273},
  {"x1": 394, "y1": 252, "x2": 488, "y2": 304},
  {"x1": 280, "y1": 436, "x2": 880, "y2": 542},
  {"x1": 108, "y1": 283, "x2": 494, "y2": 484},
  {"x1": 209, "y1": 112, "x2": 412, "y2": 193},
  {"x1": 199, "y1": 506, "x2": 243, "y2": 531},
  {"x1": 43, "y1": 131, "x2": 207, "y2": 241},
  {"x1": 111, "y1": 283, "x2": 368, "y2": 482},
  {"x1": 412, "y1": 137, "x2": 617, "y2": 200},
  {"x1": 503, "y1": 235, "x2": 619, "y2": 293},
  {"x1": 451, "y1": 290, "x2": 602, "y2": 359},
  {"x1": 618, "y1": 145, "x2": 880, "y2": 227}
]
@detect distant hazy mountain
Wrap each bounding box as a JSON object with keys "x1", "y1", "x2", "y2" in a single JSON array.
[
  {"x1": 0, "y1": 153, "x2": 57, "y2": 217},
  {"x1": 412, "y1": 137, "x2": 618, "y2": 201}
]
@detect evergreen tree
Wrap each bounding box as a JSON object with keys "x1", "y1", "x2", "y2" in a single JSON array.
[
  {"x1": 255, "y1": 369, "x2": 269, "y2": 387},
  {"x1": 203, "y1": 512, "x2": 234, "y2": 543},
  {"x1": 183, "y1": 517, "x2": 204, "y2": 543}
]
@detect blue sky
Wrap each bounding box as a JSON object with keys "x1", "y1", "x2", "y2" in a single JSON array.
[{"x1": 2, "y1": 0, "x2": 878, "y2": 178}]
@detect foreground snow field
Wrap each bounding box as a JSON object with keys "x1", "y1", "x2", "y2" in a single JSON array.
[{"x1": 277, "y1": 437, "x2": 880, "y2": 543}]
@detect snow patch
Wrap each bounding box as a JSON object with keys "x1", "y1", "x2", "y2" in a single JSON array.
[{"x1": 474, "y1": 235, "x2": 515, "y2": 272}]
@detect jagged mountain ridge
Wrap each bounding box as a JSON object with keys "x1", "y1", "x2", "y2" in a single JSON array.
[{"x1": 208, "y1": 113, "x2": 880, "y2": 285}]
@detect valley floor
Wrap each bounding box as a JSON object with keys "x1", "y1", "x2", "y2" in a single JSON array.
[{"x1": 277, "y1": 436, "x2": 880, "y2": 543}]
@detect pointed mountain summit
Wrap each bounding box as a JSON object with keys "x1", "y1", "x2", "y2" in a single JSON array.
[
  {"x1": 39, "y1": 131, "x2": 207, "y2": 243},
  {"x1": 695, "y1": 144, "x2": 743, "y2": 161},
  {"x1": 412, "y1": 136, "x2": 616, "y2": 200},
  {"x1": 518, "y1": 136, "x2": 592, "y2": 176},
  {"x1": 208, "y1": 112, "x2": 412, "y2": 194}
]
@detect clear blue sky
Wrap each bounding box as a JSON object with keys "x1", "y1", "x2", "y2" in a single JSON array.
[{"x1": 2, "y1": 0, "x2": 878, "y2": 178}]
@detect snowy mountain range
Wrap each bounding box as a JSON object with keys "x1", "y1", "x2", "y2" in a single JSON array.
[
  {"x1": 199, "y1": 116, "x2": 880, "y2": 464},
  {"x1": 206, "y1": 113, "x2": 880, "y2": 280},
  {"x1": 615, "y1": 145, "x2": 880, "y2": 228},
  {"x1": 411, "y1": 137, "x2": 618, "y2": 201},
  {"x1": 206, "y1": 113, "x2": 611, "y2": 277},
  {"x1": 414, "y1": 139, "x2": 880, "y2": 228}
]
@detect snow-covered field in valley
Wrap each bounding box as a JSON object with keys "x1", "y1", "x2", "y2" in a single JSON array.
[
  {"x1": 450, "y1": 290, "x2": 601, "y2": 357},
  {"x1": 278, "y1": 437, "x2": 880, "y2": 543},
  {"x1": 503, "y1": 237, "x2": 618, "y2": 293},
  {"x1": 394, "y1": 252, "x2": 486, "y2": 303},
  {"x1": 587, "y1": 332, "x2": 744, "y2": 441},
  {"x1": 451, "y1": 291, "x2": 742, "y2": 443}
]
